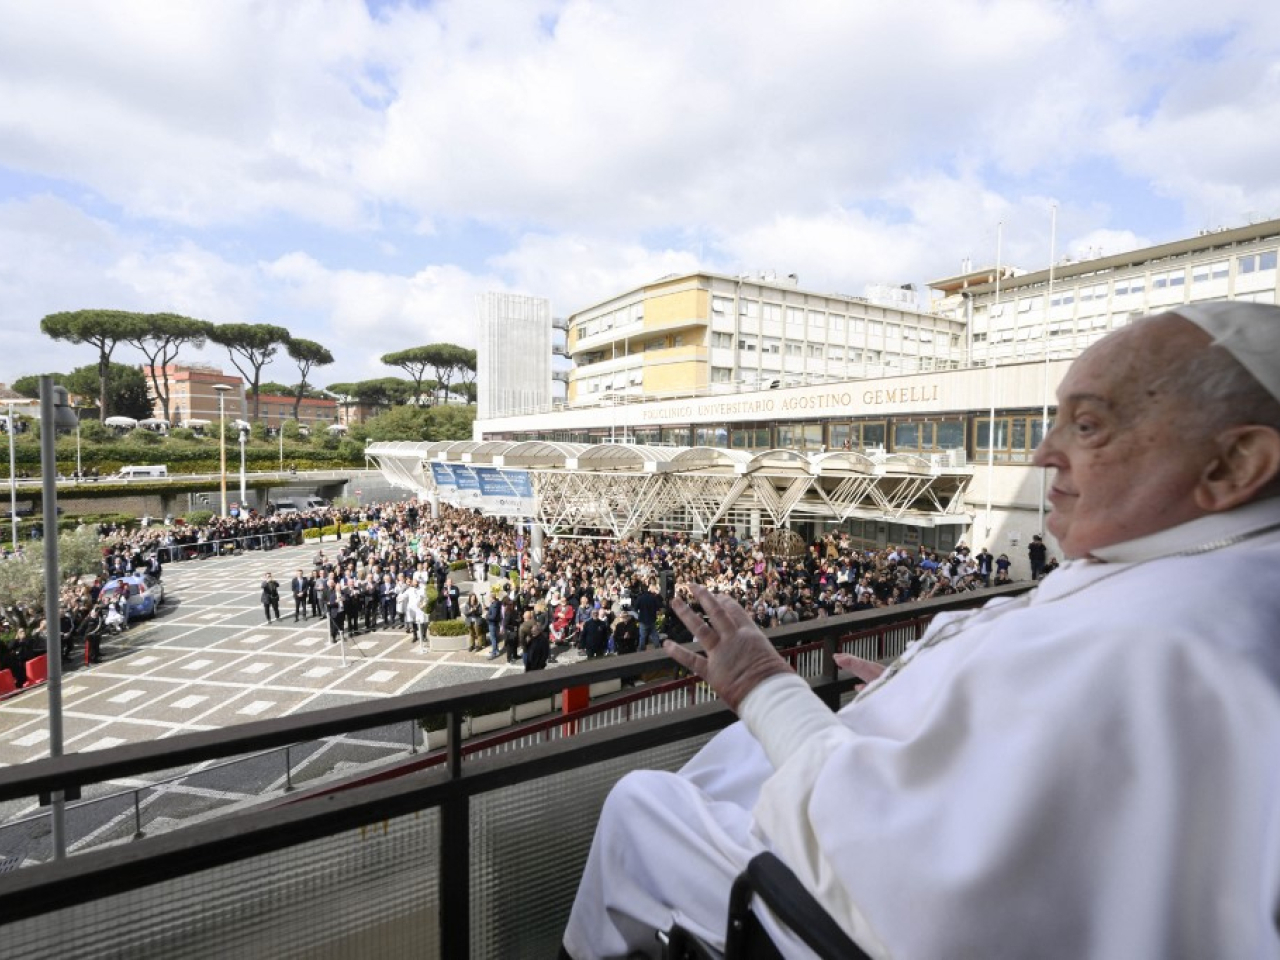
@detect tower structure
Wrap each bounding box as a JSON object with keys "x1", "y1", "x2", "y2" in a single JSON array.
[{"x1": 477, "y1": 292, "x2": 552, "y2": 419}]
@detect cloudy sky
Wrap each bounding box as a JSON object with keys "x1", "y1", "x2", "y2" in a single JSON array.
[{"x1": 2, "y1": 0, "x2": 1278, "y2": 391}]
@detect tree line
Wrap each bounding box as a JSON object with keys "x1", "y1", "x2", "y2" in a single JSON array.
[{"x1": 30, "y1": 310, "x2": 477, "y2": 424}]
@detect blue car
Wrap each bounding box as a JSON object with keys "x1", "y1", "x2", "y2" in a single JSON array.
[{"x1": 99, "y1": 574, "x2": 165, "y2": 618}]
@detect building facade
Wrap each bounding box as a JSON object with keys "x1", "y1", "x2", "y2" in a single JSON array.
[
  {"x1": 930, "y1": 218, "x2": 1280, "y2": 364},
  {"x1": 477, "y1": 292, "x2": 553, "y2": 419},
  {"x1": 145, "y1": 364, "x2": 246, "y2": 426},
  {"x1": 471, "y1": 217, "x2": 1280, "y2": 574},
  {"x1": 566, "y1": 272, "x2": 968, "y2": 404}
]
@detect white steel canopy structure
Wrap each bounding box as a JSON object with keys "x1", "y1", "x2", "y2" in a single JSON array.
[{"x1": 368, "y1": 440, "x2": 972, "y2": 541}]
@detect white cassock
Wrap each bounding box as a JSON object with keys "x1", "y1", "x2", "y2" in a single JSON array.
[{"x1": 563, "y1": 498, "x2": 1280, "y2": 959}]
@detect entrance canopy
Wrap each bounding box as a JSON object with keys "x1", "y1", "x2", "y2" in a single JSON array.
[{"x1": 367, "y1": 440, "x2": 972, "y2": 540}]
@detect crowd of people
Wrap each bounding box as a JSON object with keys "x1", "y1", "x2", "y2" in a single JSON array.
[{"x1": 4, "y1": 491, "x2": 1025, "y2": 690}]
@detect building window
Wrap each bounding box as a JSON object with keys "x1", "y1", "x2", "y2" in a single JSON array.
[
  {"x1": 711, "y1": 332, "x2": 733, "y2": 348},
  {"x1": 776, "y1": 422, "x2": 824, "y2": 452},
  {"x1": 829, "y1": 420, "x2": 886, "y2": 451},
  {"x1": 710, "y1": 367, "x2": 734, "y2": 382},
  {"x1": 739, "y1": 299, "x2": 760, "y2": 318},
  {"x1": 761, "y1": 338, "x2": 780, "y2": 354},
  {"x1": 1192, "y1": 260, "x2": 1230, "y2": 283},
  {"x1": 737, "y1": 337, "x2": 757, "y2": 352},
  {"x1": 729, "y1": 425, "x2": 772, "y2": 450},
  {"x1": 807, "y1": 344, "x2": 823, "y2": 358},
  {"x1": 694, "y1": 425, "x2": 729, "y2": 446},
  {"x1": 892, "y1": 418, "x2": 965, "y2": 453},
  {"x1": 975, "y1": 415, "x2": 1047, "y2": 463},
  {"x1": 1049, "y1": 290, "x2": 1076, "y2": 307},
  {"x1": 785, "y1": 342, "x2": 802, "y2": 357},
  {"x1": 763, "y1": 303, "x2": 782, "y2": 321},
  {"x1": 1239, "y1": 250, "x2": 1279, "y2": 274},
  {"x1": 712, "y1": 296, "x2": 732, "y2": 314},
  {"x1": 1152, "y1": 268, "x2": 1185, "y2": 289}
]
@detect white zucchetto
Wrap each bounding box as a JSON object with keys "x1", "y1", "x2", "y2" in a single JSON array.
[{"x1": 1174, "y1": 301, "x2": 1280, "y2": 403}]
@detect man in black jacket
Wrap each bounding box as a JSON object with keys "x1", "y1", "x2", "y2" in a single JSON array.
[
  {"x1": 291, "y1": 570, "x2": 309, "y2": 622},
  {"x1": 261, "y1": 573, "x2": 281, "y2": 623},
  {"x1": 580, "y1": 607, "x2": 610, "y2": 659}
]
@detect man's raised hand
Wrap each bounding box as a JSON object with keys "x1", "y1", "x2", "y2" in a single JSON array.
[{"x1": 663, "y1": 584, "x2": 793, "y2": 712}]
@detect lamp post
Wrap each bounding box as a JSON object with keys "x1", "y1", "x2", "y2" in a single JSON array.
[
  {"x1": 238, "y1": 423, "x2": 248, "y2": 511},
  {"x1": 7, "y1": 400, "x2": 22, "y2": 552},
  {"x1": 213, "y1": 384, "x2": 231, "y2": 517},
  {"x1": 39, "y1": 377, "x2": 80, "y2": 860}
]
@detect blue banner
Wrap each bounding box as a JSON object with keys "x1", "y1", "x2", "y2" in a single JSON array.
[
  {"x1": 429, "y1": 462, "x2": 456, "y2": 488},
  {"x1": 475, "y1": 467, "x2": 533, "y2": 498}
]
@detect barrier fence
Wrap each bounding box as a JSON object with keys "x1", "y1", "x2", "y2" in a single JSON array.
[
  {"x1": 0, "y1": 587, "x2": 1028, "y2": 958},
  {"x1": 0, "y1": 613, "x2": 935, "y2": 864}
]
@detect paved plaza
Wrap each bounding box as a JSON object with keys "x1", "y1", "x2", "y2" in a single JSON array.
[{"x1": 0, "y1": 540, "x2": 580, "y2": 863}]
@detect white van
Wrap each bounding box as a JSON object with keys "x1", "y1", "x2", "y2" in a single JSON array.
[{"x1": 116, "y1": 465, "x2": 169, "y2": 480}]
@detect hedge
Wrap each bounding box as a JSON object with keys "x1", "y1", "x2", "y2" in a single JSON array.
[{"x1": 427, "y1": 617, "x2": 468, "y2": 636}]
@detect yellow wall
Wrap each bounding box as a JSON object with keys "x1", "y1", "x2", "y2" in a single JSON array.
[
  {"x1": 644, "y1": 357, "x2": 707, "y2": 394},
  {"x1": 643, "y1": 289, "x2": 708, "y2": 330}
]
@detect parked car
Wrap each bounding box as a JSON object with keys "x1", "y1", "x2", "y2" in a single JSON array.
[{"x1": 99, "y1": 574, "x2": 165, "y2": 618}]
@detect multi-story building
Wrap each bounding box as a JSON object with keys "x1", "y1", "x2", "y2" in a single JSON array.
[
  {"x1": 469, "y1": 217, "x2": 1280, "y2": 572},
  {"x1": 145, "y1": 364, "x2": 246, "y2": 426},
  {"x1": 477, "y1": 292, "x2": 555, "y2": 419},
  {"x1": 930, "y1": 217, "x2": 1280, "y2": 364},
  {"x1": 566, "y1": 272, "x2": 968, "y2": 404}
]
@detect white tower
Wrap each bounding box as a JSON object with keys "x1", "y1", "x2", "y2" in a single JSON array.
[{"x1": 476, "y1": 292, "x2": 552, "y2": 419}]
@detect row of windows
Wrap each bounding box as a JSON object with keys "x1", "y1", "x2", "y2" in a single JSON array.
[
  {"x1": 993, "y1": 251, "x2": 1276, "y2": 318},
  {"x1": 511, "y1": 413, "x2": 1049, "y2": 463}
]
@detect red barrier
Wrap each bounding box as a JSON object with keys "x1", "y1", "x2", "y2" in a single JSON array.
[{"x1": 25, "y1": 655, "x2": 48, "y2": 685}]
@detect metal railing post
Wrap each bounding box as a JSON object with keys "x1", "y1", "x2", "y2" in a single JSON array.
[
  {"x1": 439, "y1": 709, "x2": 470, "y2": 957},
  {"x1": 284, "y1": 746, "x2": 294, "y2": 792},
  {"x1": 132, "y1": 790, "x2": 144, "y2": 840},
  {"x1": 408, "y1": 721, "x2": 417, "y2": 755}
]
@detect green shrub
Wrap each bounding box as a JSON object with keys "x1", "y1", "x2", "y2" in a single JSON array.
[
  {"x1": 449, "y1": 559, "x2": 468, "y2": 571},
  {"x1": 321, "y1": 524, "x2": 339, "y2": 538},
  {"x1": 302, "y1": 528, "x2": 322, "y2": 541},
  {"x1": 489, "y1": 563, "x2": 501, "y2": 578},
  {"x1": 126, "y1": 429, "x2": 162, "y2": 446},
  {"x1": 184, "y1": 510, "x2": 215, "y2": 526},
  {"x1": 427, "y1": 617, "x2": 468, "y2": 636}
]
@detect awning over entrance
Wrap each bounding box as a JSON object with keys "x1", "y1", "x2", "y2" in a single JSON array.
[{"x1": 366, "y1": 440, "x2": 973, "y2": 540}]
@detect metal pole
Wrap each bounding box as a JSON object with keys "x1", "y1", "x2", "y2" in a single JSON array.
[
  {"x1": 39, "y1": 377, "x2": 67, "y2": 860},
  {"x1": 239, "y1": 430, "x2": 247, "y2": 509},
  {"x1": 217, "y1": 391, "x2": 228, "y2": 517},
  {"x1": 985, "y1": 222, "x2": 1002, "y2": 541},
  {"x1": 1038, "y1": 204, "x2": 1057, "y2": 537},
  {"x1": 8, "y1": 402, "x2": 17, "y2": 552},
  {"x1": 75, "y1": 410, "x2": 81, "y2": 478}
]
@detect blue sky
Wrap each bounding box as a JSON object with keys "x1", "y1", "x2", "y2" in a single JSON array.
[{"x1": 1, "y1": 0, "x2": 1278, "y2": 390}]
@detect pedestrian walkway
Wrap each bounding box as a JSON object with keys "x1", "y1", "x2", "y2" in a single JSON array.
[{"x1": 0, "y1": 541, "x2": 597, "y2": 863}]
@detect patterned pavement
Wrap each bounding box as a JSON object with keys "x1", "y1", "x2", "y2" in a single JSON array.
[{"x1": 0, "y1": 540, "x2": 581, "y2": 863}]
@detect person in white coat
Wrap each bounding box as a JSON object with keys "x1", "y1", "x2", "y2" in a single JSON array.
[
  {"x1": 563, "y1": 302, "x2": 1280, "y2": 959},
  {"x1": 401, "y1": 581, "x2": 428, "y2": 644}
]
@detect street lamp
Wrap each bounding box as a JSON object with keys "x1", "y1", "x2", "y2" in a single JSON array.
[
  {"x1": 39, "y1": 377, "x2": 80, "y2": 861},
  {"x1": 213, "y1": 384, "x2": 231, "y2": 517},
  {"x1": 6, "y1": 399, "x2": 31, "y2": 553},
  {"x1": 238, "y1": 422, "x2": 248, "y2": 511}
]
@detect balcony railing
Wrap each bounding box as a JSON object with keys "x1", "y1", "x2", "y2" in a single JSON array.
[{"x1": 0, "y1": 586, "x2": 1028, "y2": 959}]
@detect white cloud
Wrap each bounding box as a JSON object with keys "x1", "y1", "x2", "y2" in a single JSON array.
[{"x1": 3, "y1": 0, "x2": 1280, "y2": 393}]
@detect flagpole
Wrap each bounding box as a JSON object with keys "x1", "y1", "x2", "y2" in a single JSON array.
[{"x1": 1038, "y1": 204, "x2": 1057, "y2": 537}]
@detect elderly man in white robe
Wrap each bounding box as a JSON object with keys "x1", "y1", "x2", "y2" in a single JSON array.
[{"x1": 562, "y1": 302, "x2": 1280, "y2": 960}]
